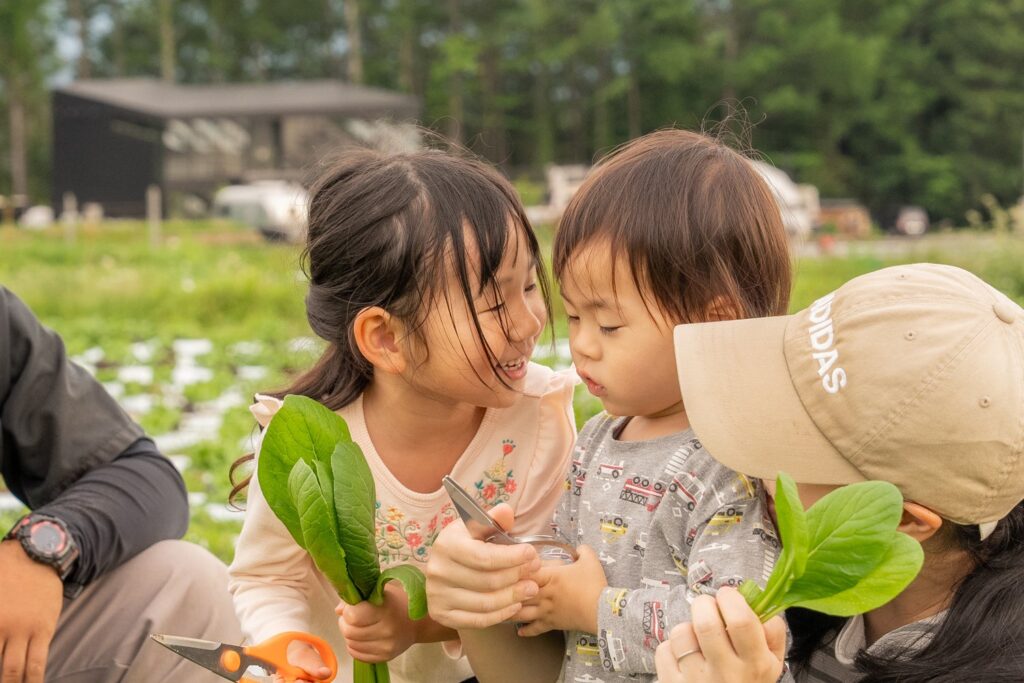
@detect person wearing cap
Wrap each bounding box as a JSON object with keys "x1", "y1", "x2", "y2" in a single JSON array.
[
  {"x1": 0, "y1": 286, "x2": 242, "y2": 682},
  {"x1": 656, "y1": 263, "x2": 1024, "y2": 682}
]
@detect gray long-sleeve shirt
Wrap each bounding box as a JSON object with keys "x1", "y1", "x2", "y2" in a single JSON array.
[
  {"x1": 0, "y1": 286, "x2": 188, "y2": 594},
  {"x1": 552, "y1": 413, "x2": 779, "y2": 682}
]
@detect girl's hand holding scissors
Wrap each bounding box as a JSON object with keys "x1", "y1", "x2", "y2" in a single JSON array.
[{"x1": 425, "y1": 503, "x2": 543, "y2": 630}]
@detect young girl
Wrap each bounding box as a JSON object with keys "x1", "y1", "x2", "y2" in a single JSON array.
[
  {"x1": 425, "y1": 128, "x2": 793, "y2": 682},
  {"x1": 227, "y1": 147, "x2": 577, "y2": 683},
  {"x1": 659, "y1": 263, "x2": 1024, "y2": 683}
]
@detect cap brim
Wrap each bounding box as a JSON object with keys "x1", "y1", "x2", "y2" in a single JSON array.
[{"x1": 674, "y1": 316, "x2": 865, "y2": 485}]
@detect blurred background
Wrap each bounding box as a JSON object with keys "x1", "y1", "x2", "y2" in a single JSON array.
[{"x1": 1, "y1": 0, "x2": 1023, "y2": 560}]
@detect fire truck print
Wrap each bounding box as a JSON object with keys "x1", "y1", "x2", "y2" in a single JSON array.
[
  {"x1": 619, "y1": 475, "x2": 666, "y2": 512},
  {"x1": 641, "y1": 600, "x2": 666, "y2": 649},
  {"x1": 569, "y1": 458, "x2": 586, "y2": 496},
  {"x1": 668, "y1": 471, "x2": 705, "y2": 512}
]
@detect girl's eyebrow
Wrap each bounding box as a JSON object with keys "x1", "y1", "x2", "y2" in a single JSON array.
[{"x1": 495, "y1": 256, "x2": 539, "y2": 288}]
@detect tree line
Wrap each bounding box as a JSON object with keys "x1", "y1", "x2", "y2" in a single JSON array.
[{"x1": 2, "y1": 0, "x2": 1023, "y2": 223}]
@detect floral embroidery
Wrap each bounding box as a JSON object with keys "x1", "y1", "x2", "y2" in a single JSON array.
[
  {"x1": 474, "y1": 439, "x2": 518, "y2": 507},
  {"x1": 370, "y1": 438, "x2": 519, "y2": 564},
  {"x1": 374, "y1": 500, "x2": 458, "y2": 565}
]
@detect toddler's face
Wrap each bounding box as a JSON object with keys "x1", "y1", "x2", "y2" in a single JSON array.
[
  {"x1": 561, "y1": 242, "x2": 683, "y2": 420},
  {"x1": 408, "y1": 222, "x2": 546, "y2": 409}
]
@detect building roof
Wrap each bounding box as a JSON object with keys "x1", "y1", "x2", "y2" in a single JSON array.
[{"x1": 58, "y1": 78, "x2": 418, "y2": 119}]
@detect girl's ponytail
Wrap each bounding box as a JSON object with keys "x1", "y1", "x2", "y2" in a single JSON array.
[{"x1": 229, "y1": 144, "x2": 548, "y2": 506}]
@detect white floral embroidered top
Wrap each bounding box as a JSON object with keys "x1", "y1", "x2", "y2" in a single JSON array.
[{"x1": 228, "y1": 363, "x2": 577, "y2": 683}]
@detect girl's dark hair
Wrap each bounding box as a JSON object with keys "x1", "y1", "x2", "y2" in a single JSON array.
[
  {"x1": 788, "y1": 500, "x2": 1024, "y2": 682},
  {"x1": 552, "y1": 128, "x2": 792, "y2": 323},
  {"x1": 229, "y1": 146, "x2": 550, "y2": 504}
]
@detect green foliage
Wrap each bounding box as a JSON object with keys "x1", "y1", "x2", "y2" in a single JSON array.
[
  {"x1": 5, "y1": 0, "x2": 1024, "y2": 219},
  {"x1": 259, "y1": 394, "x2": 424, "y2": 682},
  {"x1": 741, "y1": 474, "x2": 924, "y2": 621}
]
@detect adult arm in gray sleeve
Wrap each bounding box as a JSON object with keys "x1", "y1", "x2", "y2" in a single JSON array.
[{"x1": 34, "y1": 437, "x2": 189, "y2": 590}]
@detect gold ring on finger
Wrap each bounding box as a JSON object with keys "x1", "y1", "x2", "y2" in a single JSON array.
[{"x1": 675, "y1": 648, "x2": 701, "y2": 665}]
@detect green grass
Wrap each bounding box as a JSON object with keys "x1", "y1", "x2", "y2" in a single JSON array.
[{"x1": 3, "y1": 221, "x2": 1024, "y2": 561}]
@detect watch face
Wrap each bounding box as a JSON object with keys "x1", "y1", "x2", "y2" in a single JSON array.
[{"x1": 30, "y1": 521, "x2": 66, "y2": 557}]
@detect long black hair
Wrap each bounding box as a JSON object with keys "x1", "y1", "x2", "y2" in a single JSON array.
[
  {"x1": 229, "y1": 145, "x2": 550, "y2": 504},
  {"x1": 788, "y1": 500, "x2": 1024, "y2": 681}
]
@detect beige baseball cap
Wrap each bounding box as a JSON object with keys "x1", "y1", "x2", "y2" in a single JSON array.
[{"x1": 674, "y1": 263, "x2": 1024, "y2": 527}]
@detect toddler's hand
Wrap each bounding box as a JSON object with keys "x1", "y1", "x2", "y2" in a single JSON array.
[
  {"x1": 515, "y1": 544, "x2": 607, "y2": 636},
  {"x1": 337, "y1": 582, "x2": 418, "y2": 663},
  {"x1": 277, "y1": 639, "x2": 332, "y2": 681},
  {"x1": 425, "y1": 503, "x2": 542, "y2": 630}
]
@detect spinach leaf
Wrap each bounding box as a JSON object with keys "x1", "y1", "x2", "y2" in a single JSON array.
[
  {"x1": 332, "y1": 441, "x2": 381, "y2": 600},
  {"x1": 783, "y1": 481, "x2": 903, "y2": 604},
  {"x1": 258, "y1": 394, "x2": 431, "y2": 682},
  {"x1": 792, "y1": 532, "x2": 923, "y2": 616},
  {"x1": 748, "y1": 472, "x2": 808, "y2": 616},
  {"x1": 742, "y1": 474, "x2": 923, "y2": 622},
  {"x1": 259, "y1": 394, "x2": 351, "y2": 543},
  {"x1": 373, "y1": 565, "x2": 429, "y2": 620},
  {"x1": 289, "y1": 459, "x2": 361, "y2": 604}
]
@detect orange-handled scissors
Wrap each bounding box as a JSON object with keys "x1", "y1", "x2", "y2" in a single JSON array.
[{"x1": 151, "y1": 631, "x2": 338, "y2": 682}]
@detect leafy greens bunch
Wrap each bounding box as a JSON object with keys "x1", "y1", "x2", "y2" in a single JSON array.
[
  {"x1": 259, "y1": 395, "x2": 427, "y2": 683},
  {"x1": 739, "y1": 473, "x2": 924, "y2": 621}
]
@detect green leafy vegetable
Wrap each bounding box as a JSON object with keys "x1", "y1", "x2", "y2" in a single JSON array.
[
  {"x1": 260, "y1": 395, "x2": 427, "y2": 683},
  {"x1": 742, "y1": 473, "x2": 924, "y2": 622}
]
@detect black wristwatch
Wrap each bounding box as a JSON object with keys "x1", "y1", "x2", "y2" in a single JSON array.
[{"x1": 5, "y1": 513, "x2": 80, "y2": 582}]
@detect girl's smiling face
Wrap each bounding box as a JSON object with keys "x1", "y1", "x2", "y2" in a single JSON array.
[{"x1": 402, "y1": 222, "x2": 547, "y2": 409}]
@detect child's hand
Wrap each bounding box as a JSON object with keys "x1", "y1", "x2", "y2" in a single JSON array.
[
  {"x1": 336, "y1": 582, "x2": 417, "y2": 663},
  {"x1": 514, "y1": 544, "x2": 607, "y2": 636},
  {"x1": 425, "y1": 503, "x2": 542, "y2": 630},
  {"x1": 278, "y1": 639, "x2": 333, "y2": 681},
  {"x1": 654, "y1": 587, "x2": 787, "y2": 683}
]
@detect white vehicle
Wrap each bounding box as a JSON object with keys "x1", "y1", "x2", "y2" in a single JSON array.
[{"x1": 213, "y1": 180, "x2": 308, "y2": 242}]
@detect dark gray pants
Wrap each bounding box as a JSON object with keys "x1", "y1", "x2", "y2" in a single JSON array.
[{"x1": 47, "y1": 540, "x2": 243, "y2": 682}]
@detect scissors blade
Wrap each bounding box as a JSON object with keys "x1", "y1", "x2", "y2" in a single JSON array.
[
  {"x1": 442, "y1": 475, "x2": 516, "y2": 544},
  {"x1": 150, "y1": 634, "x2": 241, "y2": 681}
]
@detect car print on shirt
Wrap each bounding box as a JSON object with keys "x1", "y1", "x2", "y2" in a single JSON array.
[
  {"x1": 607, "y1": 588, "x2": 629, "y2": 617},
  {"x1": 706, "y1": 505, "x2": 745, "y2": 535},
  {"x1": 632, "y1": 531, "x2": 648, "y2": 558},
  {"x1": 576, "y1": 634, "x2": 601, "y2": 659},
  {"x1": 597, "y1": 460, "x2": 625, "y2": 479},
  {"x1": 599, "y1": 630, "x2": 626, "y2": 671},
  {"x1": 599, "y1": 515, "x2": 629, "y2": 541}
]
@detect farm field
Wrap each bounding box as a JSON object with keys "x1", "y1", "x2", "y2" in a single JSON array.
[{"x1": 3, "y1": 221, "x2": 1023, "y2": 562}]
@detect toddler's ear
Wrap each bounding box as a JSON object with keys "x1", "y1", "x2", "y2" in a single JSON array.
[
  {"x1": 702, "y1": 296, "x2": 741, "y2": 323},
  {"x1": 353, "y1": 306, "x2": 407, "y2": 374}
]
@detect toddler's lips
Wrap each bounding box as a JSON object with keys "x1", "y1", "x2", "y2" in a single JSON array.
[{"x1": 579, "y1": 372, "x2": 607, "y2": 397}]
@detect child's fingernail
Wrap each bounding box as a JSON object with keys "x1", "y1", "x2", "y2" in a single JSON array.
[{"x1": 523, "y1": 582, "x2": 538, "y2": 598}]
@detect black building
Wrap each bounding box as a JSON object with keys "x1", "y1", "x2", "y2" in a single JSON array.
[{"x1": 52, "y1": 78, "x2": 419, "y2": 217}]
